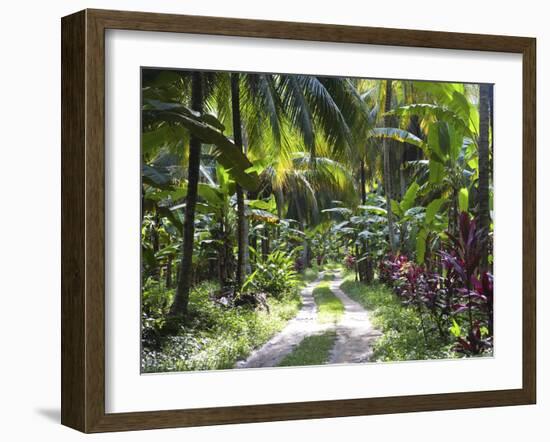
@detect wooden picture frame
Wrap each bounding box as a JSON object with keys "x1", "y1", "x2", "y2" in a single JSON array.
[{"x1": 61, "y1": 8, "x2": 536, "y2": 433}]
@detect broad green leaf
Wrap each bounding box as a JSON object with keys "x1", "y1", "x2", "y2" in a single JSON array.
[
  {"x1": 142, "y1": 164, "x2": 171, "y2": 189},
  {"x1": 428, "y1": 121, "x2": 451, "y2": 159},
  {"x1": 450, "y1": 91, "x2": 470, "y2": 127},
  {"x1": 458, "y1": 187, "x2": 469, "y2": 213},
  {"x1": 358, "y1": 205, "x2": 387, "y2": 215},
  {"x1": 449, "y1": 319, "x2": 462, "y2": 338},
  {"x1": 248, "y1": 195, "x2": 277, "y2": 213},
  {"x1": 197, "y1": 183, "x2": 224, "y2": 207},
  {"x1": 428, "y1": 160, "x2": 444, "y2": 184},
  {"x1": 322, "y1": 207, "x2": 353, "y2": 216},
  {"x1": 400, "y1": 181, "x2": 420, "y2": 212},
  {"x1": 142, "y1": 125, "x2": 187, "y2": 156},
  {"x1": 332, "y1": 220, "x2": 351, "y2": 231},
  {"x1": 416, "y1": 228, "x2": 428, "y2": 263},
  {"x1": 358, "y1": 230, "x2": 373, "y2": 240},
  {"x1": 391, "y1": 200, "x2": 403, "y2": 218},
  {"x1": 152, "y1": 179, "x2": 227, "y2": 210},
  {"x1": 247, "y1": 208, "x2": 279, "y2": 224},
  {"x1": 389, "y1": 103, "x2": 474, "y2": 139},
  {"x1": 425, "y1": 198, "x2": 445, "y2": 225},
  {"x1": 448, "y1": 123, "x2": 463, "y2": 163},
  {"x1": 201, "y1": 113, "x2": 225, "y2": 132},
  {"x1": 145, "y1": 185, "x2": 187, "y2": 202},
  {"x1": 370, "y1": 127, "x2": 427, "y2": 152},
  {"x1": 169, "y1": 201, "x2": 212, "y2": 215},
  {"x1": 143, "y1": 101, "x2": 259, "y2": 191}
]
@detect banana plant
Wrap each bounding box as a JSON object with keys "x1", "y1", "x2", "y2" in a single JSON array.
[
  {"x1": 143, "y1": 99, "x2": 260, "y2": 191},
  {"x1": 370, "y1": 85, "x2": 479, "y2": 240},
  {"x1": 323, "y1": 195, "x2": 388, "y2": 281}
]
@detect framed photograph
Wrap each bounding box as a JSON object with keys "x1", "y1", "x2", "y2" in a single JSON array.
[{"x1": 61, "y1": 9, "x2": 536, "y2": 433}]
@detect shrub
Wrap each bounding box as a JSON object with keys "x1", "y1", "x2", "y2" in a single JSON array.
[
  {"x1": 141, "y1": 280, "x2": 301, "y2": 372},
  {"x1": 376, "y1": 213, "x2": 493, "y2": 357},
  {"x1": 242, "y1": 250, "x2": 300, "y2": 298}
]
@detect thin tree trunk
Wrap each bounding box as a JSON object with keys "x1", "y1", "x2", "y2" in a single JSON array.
[
  {"x1": 231, "y1": 73, "x2": 247, "y2": 291},
  {"x1": 170, "y1": 72, "x2": 203, "y2": 317},
  {"x1": 165, "y1": 256, "x2": 172, "y2": 288},
  {"x1": 218, "y1": 214, "x2": 233, "y2": 293},
  {"x1": 383, "y1": 80, "x2": 397, "y2": 253},
  {"x1": 399, "y1": 147, "x2": 406, "y2": 197},
  {"x1": 151, "y1": 211, "x2": 160, "y2": 280},
  {"x1": 360, "y1": 159, "x2": 366, "y2": 204},
  {"x1": 478, "y1": 84, "x2": 491, "y2": 270},
  {"x1": 261, "y1": 227, "x2": 270, "y2": 260},
  {"x1": 358, "y1": 157, "x2": 372, "y2": 281}
]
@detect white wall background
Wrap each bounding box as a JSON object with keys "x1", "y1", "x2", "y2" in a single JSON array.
[{"x1": 0, "y1": 0, "x2": 546, "y2": 439}]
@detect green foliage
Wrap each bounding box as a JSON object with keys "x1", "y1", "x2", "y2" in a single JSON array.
[
  {"x1": 278, "y1": 331, "x2": 337, "y2": 367},
  {"x1": 339, "y1": 277, "x2": 454, "y2": 361},
  {"x1": 313, "y1": 282, "x2": 344, "y2": 324},
  {"x1": 242, "y1": 250, "x2": 300, "y2": 297},
  {"x1": 140, "y1": 72, "x2": 492, "y2": 371},
  {"x1": 143, "y1": 99, "x2": 260, "y2": 191},
  {"x1": 458, "y1": 187, "x2": 469, "y2": 212},
  {"x1": 301, "y1": 267, "x2": 319, "y2": 284},
  {"x1": 370, "y1": 127, "x2": 427, "y2": 151},
  {"x1": 400, "y1": 181, "x2": 420, "y2": 212},
  {"x1": 142, "y1": 281, "x2": 301, "y2": 372}
]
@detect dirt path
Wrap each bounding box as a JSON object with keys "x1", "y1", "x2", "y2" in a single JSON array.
[
  {"x1": 328, "y1": 273, "x2": 382, "y2": 364},
  {"x1": 235, "y1": 275, "x2": 331, "y2": 369},
  {"x1": 235, "y1": 271, "x2": 381, "y2": 368}
]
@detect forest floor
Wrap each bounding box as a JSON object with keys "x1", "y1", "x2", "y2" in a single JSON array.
[{"x1": 235, "y1": 271, "x2": 381, "y2": 369}]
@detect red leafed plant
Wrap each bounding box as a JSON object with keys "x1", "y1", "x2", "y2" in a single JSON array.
[{"x1": 378, "y1": 212, "x2": 493, "y2": 356}]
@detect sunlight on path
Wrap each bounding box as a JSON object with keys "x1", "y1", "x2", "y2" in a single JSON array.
[
  {"x1": 235, "y1": 271, "x2": 382, "y2": 368},
  {"x1": 329, "y1": 274, "x2": 383, "y2": 364},
  {"x1": 235, "y1": 275, "x2": 332, "y2": 368}
]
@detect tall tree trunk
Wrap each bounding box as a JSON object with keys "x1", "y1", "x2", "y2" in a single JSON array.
[
  {"x1": 231, "y1": 73, "x2": 247, "y2": 291},
  {"x1": 383, "y1": 80, "x2": 397, "y2": 253},
  {"x1": 359, "y1": 157, "x2": 371, "y2": 281},
  {"x1": 399, "y1": 146, "x2": 406, "y2": 197},
  {"x1": 478, "y1": 83, "x2": 491, "y2": 270},
  {"x1": 360, "y1": 159, "x2": 366, "y2": 204},
  {"x1": 218, "y1": 214, "x2": 233, "y2": 293},
  {"x1": 170, "y1": 72, "x2": 203, "y2": 316},
  {"x1": 151, "y1": 211, "x2": 160, "y2": 279},
  {"x1": 261, "y1": 227, "x2": 270, "y2": 260},
  {"x1": 165, "y1": 256, "x2": 172, "y2": 288}
]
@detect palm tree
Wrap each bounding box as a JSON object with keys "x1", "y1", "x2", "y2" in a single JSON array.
[
  {"x1": 170, "y1": 71, "x2": 203, "y2": 316},
  {"x1": 478, "y1": 83, "x2": 491, "y2": 269},
  {"x1": 231, "y1": 72, "x2": 247, "y2": 290},
  {"x1": 383, "y1": 79, "x2": 397, "y2": 253},
  {"x1": 236, "y1": 73, "x2": 363, "y2": 268}
]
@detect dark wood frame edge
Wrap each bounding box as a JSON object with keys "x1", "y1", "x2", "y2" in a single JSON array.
[{"x1": 61, "y1": 8, "x2": 536, "y2": 433}]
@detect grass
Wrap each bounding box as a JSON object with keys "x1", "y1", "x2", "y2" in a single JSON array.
[
  {"x1": 277, "y1": 280, "x2": 343, "y2": 367},
  {"x1": 300, "y1": 267, "x2": 319, "y2": 284},
  {"x1": 278, "y1": 331, "x2": 337, "y2": 366},
  {"x1": 324, "y1": 261, "x2": 343, "y2": 271},
  {"x1": 312, "y1": 282, "x2": 344, "y2": 324},
  {"x1": 141, "y1": 281, "x2": 302, "y2": 372},
  {"x1": 322, "y1": 272, "x2": 335, "y2": 281},
  {"x1": 339, "y1": 276, "x2": 454, "y2": 361}
]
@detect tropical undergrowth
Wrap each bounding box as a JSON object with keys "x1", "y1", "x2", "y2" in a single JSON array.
[
  {"x1": 141, "y1": 279, "x2": 301, "y2": 372},
  {"x1": 340, "y1": 275, "x2": 454, "y2": 361},
  {"x1": 339, "y1": 214, "x2": 493, "y2": 361}
]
